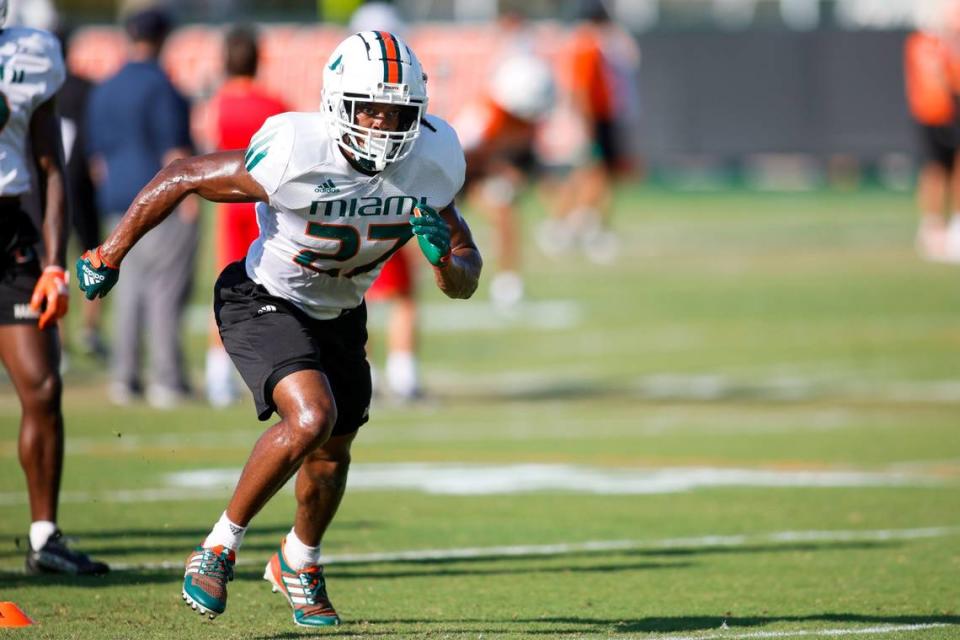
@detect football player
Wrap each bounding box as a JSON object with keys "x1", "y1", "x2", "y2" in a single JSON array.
[
  {"x1": 0, "y1": 0, "x2": 108, "y2": 575},
  {"x1": 456, "y1": 53, "x2": 555, "y2": 309},
  {"x1": 77, "y1": 31, "x2": 481, "y2": 627}
]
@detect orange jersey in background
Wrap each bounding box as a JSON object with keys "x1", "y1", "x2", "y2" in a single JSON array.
[
  {"x1": 904, "y1": 32, "x2": 960, "y2": 126},
  {"x1": 569, "y1": 24, "x2": 614, "y2": 122}
]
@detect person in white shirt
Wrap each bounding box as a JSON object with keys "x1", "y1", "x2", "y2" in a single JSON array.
[{"x1": 0, "y1": 1, "x2": 108, "y2": 576}]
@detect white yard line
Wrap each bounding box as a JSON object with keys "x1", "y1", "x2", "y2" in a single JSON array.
[
  {"x1": 661, "y1": 622, "x2": 949, "y2": 640},
  {"x1": 0, "y1": 463, "x2": 946, "y2": 506},
  {"x1": 103, "y1": 525, "x2": 960, "y2": 571}
]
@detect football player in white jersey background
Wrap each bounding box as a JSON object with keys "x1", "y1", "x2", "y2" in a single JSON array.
[
  {"x1": 78, "y1": 31, "x2": 481, "y2": 627},
  {"x1": 0, "y1": 0, "x2": 108, "y2": 575}
]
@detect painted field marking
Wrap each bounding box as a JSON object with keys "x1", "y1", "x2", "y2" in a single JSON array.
[
  {"x1": 99, "y1": 525, "x2": 960, "y2": 572},
  {"x1": 662, "y1": 622, "x2": 949, "y2": 640},
  {"x1": 0, "y1": 463, "x2": 949, "y2": 506}
]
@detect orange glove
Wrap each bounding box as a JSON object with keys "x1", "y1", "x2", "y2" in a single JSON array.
[{"x1": 30, "y1": 266, "x2": 70, "y2": 330}]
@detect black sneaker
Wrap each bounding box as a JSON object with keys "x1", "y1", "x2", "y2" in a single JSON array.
[{"x1": 25, "y1": 530, "x2": 109, "y2": 575}]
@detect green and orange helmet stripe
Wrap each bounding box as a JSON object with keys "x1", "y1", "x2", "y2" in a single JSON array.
[{"x1": 374, "y1": 31, "x2": 403, "y2": 83}]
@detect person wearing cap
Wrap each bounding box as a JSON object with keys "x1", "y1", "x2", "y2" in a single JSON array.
[{"x1": 86, "y1": 6, "x2": 199, "y2": 408}]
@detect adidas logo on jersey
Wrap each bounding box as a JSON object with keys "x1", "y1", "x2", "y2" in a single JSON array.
[{"x1": 315, "y1": 179, "x2": 339, "y2": 194}]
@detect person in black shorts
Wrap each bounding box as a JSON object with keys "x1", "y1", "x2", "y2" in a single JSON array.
[
  {"x1": 77, "y1": 30, "x2": 481, "y2": 627},
  {"x1": 0, "y1": 18, "x2": 108, "y2": 575}
]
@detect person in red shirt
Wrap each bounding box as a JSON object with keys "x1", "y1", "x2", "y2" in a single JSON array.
[{"x1": 205, "y1": 25, "x2": 289, "y2": 407}]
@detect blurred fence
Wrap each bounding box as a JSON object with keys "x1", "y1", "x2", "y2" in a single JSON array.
[{"x1": 68, "y1": 24, "x2": 914, "y2": 188}]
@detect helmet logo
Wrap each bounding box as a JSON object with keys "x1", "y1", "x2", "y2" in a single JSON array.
[{"x1": 328, "y1": 54, "x2": 342, "y2": 71}]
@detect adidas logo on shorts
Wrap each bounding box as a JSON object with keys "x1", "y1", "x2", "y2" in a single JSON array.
[{"x1": 13, "y1": 303, "x2": 39, "y2": 319}]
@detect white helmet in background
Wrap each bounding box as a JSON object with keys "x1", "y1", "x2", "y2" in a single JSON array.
[
  {"x1": 321, "y1": 31, "x2": 428, "y2": 171},
  {"x1": 489, "y1": 54, "x2": 556, "y2": 122}
]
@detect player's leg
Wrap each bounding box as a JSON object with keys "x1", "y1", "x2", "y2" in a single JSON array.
[
  {"x1": 145, "y1": 210, "x2": 198, "y2": 407},
  {"x1": 0, "y1": 324, "x2": 63, "y2": 525},
  {"x1": 109, "y1": 248, "x2": 146, "y2": 404},
  {"x1": 261, "y1": 431, "x2": 356, "y2": 627},
  {"x1": 227, "y1": 369, "x2": 338, "y2": 524},
  {"x1": 916, "y1": 125, "x2": 953, "y2": 260},
  {"x1": 182, "y1": 262, "x2": 337, "y2": 619},
  {"x1": 0, "y1": 321, "x2": 108, "y2": 575},
  {"x1": 262, "y1": 300, "x2": 371, "y2": 627}
]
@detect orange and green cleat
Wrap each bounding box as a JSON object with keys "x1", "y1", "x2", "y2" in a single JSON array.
[
  {"x1": 181, "y1": 545, "x2": 235, "y2": 619},
  {"x1": 263, "y1": 541, "x2": 340, "y2": 627}
]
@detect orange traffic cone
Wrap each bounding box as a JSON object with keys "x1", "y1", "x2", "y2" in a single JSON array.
[{"x1": 0, "y1": 602, "x2": 34, "y2": 627}]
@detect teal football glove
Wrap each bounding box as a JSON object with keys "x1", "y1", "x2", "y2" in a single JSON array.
[
  {"x1": 410, "y1": 204, "x2": 451, "y2": 267},
  {"x1": 76, "y1": 247, "x2": 120, "y2": 300}
]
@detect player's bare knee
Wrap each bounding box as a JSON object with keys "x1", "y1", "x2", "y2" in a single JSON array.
[
  {"x1": 288, "y1": 402, "x2": 338, "y2": 451},
  {"x1": 22, "y1": 371, "x2": 62, "y2": 415}
]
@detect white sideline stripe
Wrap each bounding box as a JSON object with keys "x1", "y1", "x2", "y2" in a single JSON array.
[
  {"x1": 663, "y1": 623, "x2": 949, "y2": 640},
  {"x1": 1, "y1": 463, "x2": 945, "y2": 506},
  {"x1": 104, "y1": 526, "x2": 960, "y2": 572}
]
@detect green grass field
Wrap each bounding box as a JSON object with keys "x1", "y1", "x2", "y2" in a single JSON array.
[{"x1": 1, "y1": 186, "x2": 959, "y2": 639}]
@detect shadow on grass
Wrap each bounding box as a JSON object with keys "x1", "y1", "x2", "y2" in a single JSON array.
[
  {"x1": 246, "y1": 614, "x2": 960, "y2": 639},
  {"x1": 0, "y1": 539, "x2": 902, "y2": 589}
]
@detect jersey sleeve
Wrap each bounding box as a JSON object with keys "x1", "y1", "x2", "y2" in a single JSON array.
[
  {"x1": 421, "y1": 115, "x2": 466, "y2": 207},
  {"x1": 244, "y1": 114, "x2": 296, "y2": 197},
  {"x1": 38, "y1": 30, "x2": 66, "y2": 103}
]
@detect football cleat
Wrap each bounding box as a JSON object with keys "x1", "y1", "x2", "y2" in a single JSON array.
[
  {"x1": 181, "y1": 545, "x2": 235, "y2": 619},
  {"x1": 263, "y1": 540, "x2": 340, "y2": 627},
  {"x1": 25, "y1": 530, "x2": 109, "y2": 575}
]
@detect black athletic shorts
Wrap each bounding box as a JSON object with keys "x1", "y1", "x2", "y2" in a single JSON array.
[
  {"x1": 592, "y1": 118, "x2": 621, "y2": 170},
  {"x1": 214, "y1": 260, "x2": 372, "y2": 434},
  {"x1": 0, "y1": 247, "x2": 41, "y2": 325},
  {"x1": 919, "y1": 123, "x2": 960, "y2": 170}
]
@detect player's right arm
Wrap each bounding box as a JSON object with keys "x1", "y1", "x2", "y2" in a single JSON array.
[{"x1": 77, "y1": 150, "x2": 266, "y2": 299}]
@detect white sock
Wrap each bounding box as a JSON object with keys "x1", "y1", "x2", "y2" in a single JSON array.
[
  {"x1": 202, "y1": 511, "x2": 247, "y2": 551},
  {"x1": 29, "y1": 520, "x2": 57, "y2": 551},
  {"x1": 385, "y1": 351, "x2": 419, "y2": 398},
  {"x1": 283, "y1": 527, "x2": 321, "y2": 571},
  {"x1": 205, "y1": 347, "x2": 236, "y2": 406}
]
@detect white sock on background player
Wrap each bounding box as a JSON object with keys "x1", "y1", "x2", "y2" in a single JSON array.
[
  {"x1": 29, "y1": 520, "x2": 57, "y2": 551},
  {"x1": 283, "y1": 527, "x2": 321, "y2": 571},
  {"x1": 386, "y1": 351, "x2": 419, "y2": 399},
  {"x1": 205, "y1": 346, "x2": 238, "y2": 408},
  {"x1": 203, "y1": 511, "x2": 247, "y2": 551}
]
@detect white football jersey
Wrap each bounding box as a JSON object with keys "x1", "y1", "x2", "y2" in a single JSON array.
[
  {"x1": 0, "y1": 26, "x2": 64, "y2": 195},
  {"x1": 244, "y1": 112, "x2": 465, "y2": 319}
]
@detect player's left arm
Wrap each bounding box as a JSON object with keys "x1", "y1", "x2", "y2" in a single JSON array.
[
  {"x1": 429, "y1": 202, "x2": 482, "y2": 299},
  {"x1": 28, "y1": 96, "x2": 70, "y2": 328}
]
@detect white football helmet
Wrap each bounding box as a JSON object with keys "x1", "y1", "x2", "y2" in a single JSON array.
[
  {"x1": 322, "y1": 31, "x2": 428, "y2": 171},
  {"x1": 489, "y1": 54, "x2": 556, "y2": 122}
]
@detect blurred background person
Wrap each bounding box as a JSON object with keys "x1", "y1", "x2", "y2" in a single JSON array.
[
  {"x1": 0, "y1": 7, "x2": 108, "y2": 575},
  {"x1": 349, "y1": 0, "x2": 424, "y2": 401},
  {"x1": 86, "y1": 6, "x2": 198, "y2": 408},
  {"x1": 905, "y1": 1, "x2": 960, "y2": 262},
  {"x1": 539, "y1": 0, "x2": 640, "y2": 265},
  {"x1": 456, "y1": 53, "x2": 556, "y2": 310},
  {"x1": 56, "y1": 25, "x2": 106, "y2": 362},
  {"x1": 203, "y1": 24, "x2": 289, "y2": 408}
]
